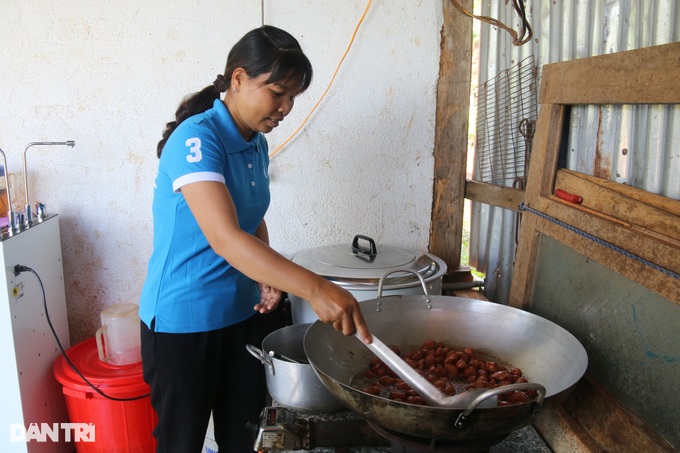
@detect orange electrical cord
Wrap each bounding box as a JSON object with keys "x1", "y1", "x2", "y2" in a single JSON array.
[{"x1": 269, "y1": 0, "x2": 373, "y2": 158}]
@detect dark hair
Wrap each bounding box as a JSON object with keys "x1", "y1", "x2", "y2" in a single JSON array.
[{"x1": 156, "y1": 25, "x2": 313, "y2": 157}]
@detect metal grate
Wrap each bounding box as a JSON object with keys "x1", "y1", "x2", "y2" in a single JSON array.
[{"x1": 474, "y1": 55, "x2": 538, "y2": 188}]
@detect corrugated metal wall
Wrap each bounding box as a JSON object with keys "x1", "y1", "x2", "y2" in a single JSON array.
[{"x1": 469, "y1": 0, "x2": 680, "y2": 303}]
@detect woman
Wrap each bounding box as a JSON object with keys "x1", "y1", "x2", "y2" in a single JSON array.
[{"x1": 139, "y1": 25, "x2": 371, "y2": 452}]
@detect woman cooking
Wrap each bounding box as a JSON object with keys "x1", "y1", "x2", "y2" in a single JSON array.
[{"x1": 139, "y1": 25, "x2": 371, "y2": 452}]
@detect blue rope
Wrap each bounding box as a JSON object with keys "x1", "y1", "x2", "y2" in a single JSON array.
[{"x1": 518, "y1": 201, "x2": 680, "y2": 280}]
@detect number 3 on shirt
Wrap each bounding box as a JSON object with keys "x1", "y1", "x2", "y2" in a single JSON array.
[{"x1": 185, "y1": 138, "x2": 202, "y2": 163}]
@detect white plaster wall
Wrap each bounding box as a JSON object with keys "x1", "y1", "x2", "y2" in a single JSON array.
[{"x1": 0, "y1": 0, "x2": 443, "y2": 343}]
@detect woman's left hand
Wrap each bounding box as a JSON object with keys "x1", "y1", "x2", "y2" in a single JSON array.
[{"x1": 254, "y1": 283, "x2": 282, "y2": 313}]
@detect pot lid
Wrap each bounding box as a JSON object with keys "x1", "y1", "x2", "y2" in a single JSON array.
[{"x1": 291, "y1": 235, "x2": 445, "y2": 288}]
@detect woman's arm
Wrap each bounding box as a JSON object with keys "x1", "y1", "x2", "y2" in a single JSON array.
[
  {"x1": 253, "y1": 219, "x2": 283, "y2": 314},
  {"x1": 180, "y1": 180, "x2": 371, "y2": 342}
]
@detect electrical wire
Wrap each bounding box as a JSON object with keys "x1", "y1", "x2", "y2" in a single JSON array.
[
  {"x1": 269, "y1": 0, "x2": 373, "y2": 158},
  {"x1": 15, "y1": 264, "x2": 150, "y2": 402},
  {"x1": 269, "y1": 1, "x2": 529, "y2": 157},
  {"x1": 449, "y1": 0, "x2": 532, "y2": 46}
]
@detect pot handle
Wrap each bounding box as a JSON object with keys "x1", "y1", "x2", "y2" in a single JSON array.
[
  {"x1": 454, "y1": 382, "x2": 547, "y2": 428},
  {"x1": 245, "y1": 344, "x2": 275, "y2": 374},
  {"x1": 351, "y1": 235, "x2": 377, "y2": 256},
  {"x1": 95, "y1": 325, "x2": 110, "y2": 362},
  {"x1": 377, "y1": 268, "x2": 430, "y2": 298}
]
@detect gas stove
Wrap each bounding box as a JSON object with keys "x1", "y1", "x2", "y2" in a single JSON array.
[{"x1": 253, "y1": 406, "x2": 551, "y2": 453}]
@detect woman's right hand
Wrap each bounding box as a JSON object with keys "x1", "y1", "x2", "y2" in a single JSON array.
[{"x1": 307, "y1": 280, "x2": 372, "y2": 344}]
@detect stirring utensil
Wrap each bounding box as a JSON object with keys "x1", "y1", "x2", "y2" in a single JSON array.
[
  {"x1": 268, "y1": 350, "x2": 307, "y2": 364},
  {"x1": 361, "y1": 333, "x2": 497, "y2": 408}
]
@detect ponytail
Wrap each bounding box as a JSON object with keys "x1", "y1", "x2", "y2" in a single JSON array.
[{"x1": 156, "y1": 85, "x2": 221, "y2": 158}]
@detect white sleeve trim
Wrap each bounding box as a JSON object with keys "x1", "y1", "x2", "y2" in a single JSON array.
[{"x1": 172, "y1": 172, "x2": 226, "y2": 192}]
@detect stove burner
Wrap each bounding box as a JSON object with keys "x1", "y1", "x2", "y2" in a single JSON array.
[{"x1": 367, "y1": 421, "x2": 509, "y2": 453}]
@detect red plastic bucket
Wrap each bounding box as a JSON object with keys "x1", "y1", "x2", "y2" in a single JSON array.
[{"x1": 53, "y1": 338, "x2": 157, "y2": 452}]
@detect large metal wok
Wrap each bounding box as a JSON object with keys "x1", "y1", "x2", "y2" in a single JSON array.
[{"x1": 303, "y1": 293, "x2": 588, "y2": 441}]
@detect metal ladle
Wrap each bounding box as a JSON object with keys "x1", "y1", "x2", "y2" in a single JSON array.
[
  {"x1": 358, "y1": 269, "x2": 545, "y2": 410},
  {"x1": 362, "y1": 332, "x2": 548, "y2": 411}
]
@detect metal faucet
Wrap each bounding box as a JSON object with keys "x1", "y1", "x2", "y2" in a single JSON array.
[
  {"x1": 22, "y1": 141, "x2": 75, "y2": 225},
  {"x1": 0, "y1": 146, "x2": 15, "y2": 233}
]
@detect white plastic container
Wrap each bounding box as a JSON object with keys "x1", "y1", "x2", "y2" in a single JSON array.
[{"x1": 95, "y1": 303, "x2": 142, "y2": 365}]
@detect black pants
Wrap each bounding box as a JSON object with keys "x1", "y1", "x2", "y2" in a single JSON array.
[{"x1": 141, "y1": 309, "x2": 284, "y2": 453}]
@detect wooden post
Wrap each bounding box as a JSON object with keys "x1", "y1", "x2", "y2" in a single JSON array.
[{"x1": 430, "y1": 0, "x2": 473, "y2": 281}]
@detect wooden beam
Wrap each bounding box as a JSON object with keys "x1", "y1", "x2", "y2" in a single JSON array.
[
  {"x1": 562, "y1": 377, "x2": 676, "y2": 453},
  {"x1": 533, "y1": 405, "x2": 604, "y2": 453},
  {"x1": 539, "y1": 42, "x2": 680, "y2": 105},
  {"x1": 509, "y1": 103, "x2": 566, "y2": 308},
  {"x1": 429, "y1": 0, "x2": 473, "y2": 276},
  {"x1": 555, "y1": 169, "x2": 680, "y2": 241},
  {"x1": 464, "y1": 180, "x2": 524, "y2": 211},
  {"x1": 508, "y1": 213, "x2": 541, "y2": 310},
  {"x1": 557, "y1": 169, "x2": 680, "y2": 216},
  {"x1": 521, "y1": 208, "x2": 680, "y2": 304}
]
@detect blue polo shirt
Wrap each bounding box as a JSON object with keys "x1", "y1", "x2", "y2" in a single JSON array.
[{"x1": 139, "y1": 99, "x2": 271, "y2": 333}]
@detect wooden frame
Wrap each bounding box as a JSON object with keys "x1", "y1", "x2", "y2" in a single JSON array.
[
  {"x1": 509, "y1": 42, "x2": 680, "y2": 309},
  {"x1": 509, "y1": 41, "x2": 680, "y2": 453}
]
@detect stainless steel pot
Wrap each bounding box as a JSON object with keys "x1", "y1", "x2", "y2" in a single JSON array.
[
  {"x1": 303, "y1": 295, "x2": 588, "y2": 440},
  {"x1": 246, "y1": 324, "x2": 345, "y2": 413},
  {"x1": 288, "y1": 235, "x2": 447, "y2": 324}
]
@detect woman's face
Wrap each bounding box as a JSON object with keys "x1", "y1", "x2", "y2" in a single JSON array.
[{"x1": 228, "y1": 70, "x2": 304, "y2": 140}]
